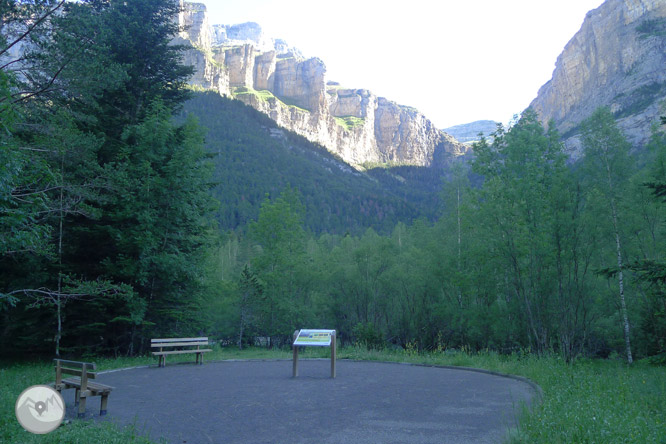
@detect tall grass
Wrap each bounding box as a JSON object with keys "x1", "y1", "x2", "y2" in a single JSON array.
[{"x1": 1, "y1": 347, "x2": 664, "y2": 443}]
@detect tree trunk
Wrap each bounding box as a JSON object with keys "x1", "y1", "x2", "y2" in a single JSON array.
[
  {"x1": 605, "y1": 157, "x2": 633, "y2": 364},
  {"x1": 457, "y1": 184, "x2": 462, "y2": 306},
  {"x1": 611, "y1": 198, "x2": 633, "y2": 364},
  {"x1": 238, "y1": 304, "x2": 245, "y2": 350},
  {"x1": 55, "y1": 155, "x2": 65, "y2": 358}
]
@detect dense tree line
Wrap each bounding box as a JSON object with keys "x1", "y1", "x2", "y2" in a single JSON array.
[
  {"x1": 1, "y1": 0, "x2": 216, "y2": 356},
  {"x1": 206, "y1": 110, "x2": 665, "y2": 363},
  {"x1": 1, "y1": 1, "x2": 663, "y2": 364}
]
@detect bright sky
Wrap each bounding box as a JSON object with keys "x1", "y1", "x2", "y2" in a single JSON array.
[{"x1": 201, "y1": 0, "x2": 605, "y2": 129}]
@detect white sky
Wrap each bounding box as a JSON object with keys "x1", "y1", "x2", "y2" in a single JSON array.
[{"x1": 201, "y1": 0, "x2": 605, "y2": 129}]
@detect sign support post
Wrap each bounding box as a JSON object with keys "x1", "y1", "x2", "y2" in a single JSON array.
[
  {"x1": 292, "y1": 330, "x2": 300, "y2": 378},
  {"x1": 331, "y1": 330, "x2": 336, "y2": 378},
  {"x1": 292, "y1": 329, "x2": 336, "y2": 378}
]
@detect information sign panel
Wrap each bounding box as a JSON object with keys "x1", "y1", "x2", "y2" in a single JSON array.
[{"x1": 293, "y1": 329, "x2": 333, "y2": 346}]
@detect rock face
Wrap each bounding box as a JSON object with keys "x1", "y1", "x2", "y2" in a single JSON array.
[
  {"x1": 176, "y1": 1, "x2": 466, "y2": 167},
  {"x1": 530, "y1": 0, "x2": 666, "y2": 152},
  {"x1": 178, "y1": 2, "x2": 211, "y2": 49},
  {"x1": 443, "y1": 120, "x2": 499, "y2": 145}
]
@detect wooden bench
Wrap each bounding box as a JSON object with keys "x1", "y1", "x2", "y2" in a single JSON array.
[
  {"x1": 151, "y1": 337, "x2": 212, "y2": 367},
  {"x1": 53, "y1": 359, "x2": 114, "y2": 418}
]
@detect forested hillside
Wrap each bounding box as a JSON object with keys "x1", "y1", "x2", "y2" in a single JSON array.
[
  {"x1": 1, "y1": 0, "x2": 664, "y2": 366},
  {"x1": 180, "y1": 92, "x2": 442, "y2": 235}
]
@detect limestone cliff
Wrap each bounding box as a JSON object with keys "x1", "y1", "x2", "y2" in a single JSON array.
[
  {"x1": 443, "y1": 120, "x2": 499, "y2": 145},
  {"x1": 530, "y1": 0, "x2": 666, "y2": 151},
  {"x1": 176, "y1": 1, "x2": 466, "y2": 167}
]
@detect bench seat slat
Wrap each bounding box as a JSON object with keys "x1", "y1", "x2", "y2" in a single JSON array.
[
  {"x1": 62, "y1": 377, "x2": 114, "y2": 393},
  {"x1": 152, "y1": 349, "x2": 212, "y2": 356},
  {"x1": 151, "y1": 341, "x2": 208, "y2": 348}
]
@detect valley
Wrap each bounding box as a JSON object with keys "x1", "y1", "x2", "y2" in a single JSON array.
[{"x1": 0, "y1": 1, "x2": 664, "y2": 443}]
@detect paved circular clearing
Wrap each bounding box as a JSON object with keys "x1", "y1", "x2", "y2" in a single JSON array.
[{"x1": 61, "y1": 360, "x2": 537, "y2": 444}]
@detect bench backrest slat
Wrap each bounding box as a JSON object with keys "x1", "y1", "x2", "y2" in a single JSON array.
[
  {"x1": 151, "y1": 338, "x2": 208, "y2": 351},
  {"x1": 150, "y1": 341, "x2": 207, "y2": 348},
  {"x1": 58, "y1": 368, "x2": 97, "y2": 378},
  {"x1": 151, "y1": 337, "x2": 207, "y2": 344},
  {"x1": 53, "y1": 359, "x2": 96, "y2": 370},
  {"x1": 54, "y1": 359, "x2": 96, "y2": 388}
]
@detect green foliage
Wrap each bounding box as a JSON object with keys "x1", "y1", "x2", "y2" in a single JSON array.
[
  {"x1": 179, "y1": 91, "x2": 433, "y2": 235},
  {"x1": 0, "y1": 0, "x2": 216, "y2": 356},
  {"x1": 613, "y1": 82, "x2": 666, "y2": 118},
  {"x1": 246, "y1": 188, "x2": 312, "y2": 342},
  {"x1": 352, "y1": 322, "x2": 384, "y2": 349},
  {"x1": 470, "y1": 110, "x2": 589, "y2": 356},
  {"x1": 334, "y1": 115, "x2": 365, "y2": 131},
  {"x1": 232, "y1": 87, "x2": 277, "y2": 103},
  {"x1": 636, "y1": 18, "x2": 666, "y2": 39},
  {"x1": 1, "y1": 0, "x2": 665, "y2": 399}
]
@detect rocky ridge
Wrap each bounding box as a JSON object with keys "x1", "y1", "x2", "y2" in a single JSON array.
[
  {"x1": 176, "y1": 1, "x2": 466, "y2": 167},
  {"x1": 443, "y1": 120, "x2": 499, "y2": 145},
  {"x1": 529, "y1": 0, "x2": 666, "y2": 153}
]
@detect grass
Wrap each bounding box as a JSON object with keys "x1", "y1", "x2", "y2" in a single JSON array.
[
  {"x1": 334, "y1": 116, "x2": 365, "y2": 131},
  {"x1": 273, "y1": 95, "x2": 310, "y2": 113},
  {"x1": 361, "y1": 160, "x2": 411, "y2": 170},
  {"x1": 232, "y1": 87, "x2": 310, "y2": 114},
  {"x1": 183, "y1": 84, "x2": 216, "y2": 93},
  {"x1": 1, "y1": 357, "x2": 160, "y2": 444},
  {"x1": 232, "y1": 86, "x2": 277, "y2": 102},
  {"x1": 2, "y1": 347, "x2": 664, "y2": 443},
  {"x1": 191, "y1": 44, "x2": 225, "y2": 71}
]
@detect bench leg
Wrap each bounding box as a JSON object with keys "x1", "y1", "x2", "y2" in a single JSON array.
[
  {"x1": 74, "y1": 388, "x2": 80, "y2": 406},
  {"x1": 78, "y1": 395, "x2": 86, "y2": 418},
  {"x1": 100, "y1": 393, "x2": 109, "y2": 416}
]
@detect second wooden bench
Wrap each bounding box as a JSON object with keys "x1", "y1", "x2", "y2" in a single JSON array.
[{"x1": 151, "y1": 337, "x2": 212, "y2": 367}]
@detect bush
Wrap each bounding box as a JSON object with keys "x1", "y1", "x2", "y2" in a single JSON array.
[{"x1": 352, "y1": 322, "x2": 384, "y2": 350}]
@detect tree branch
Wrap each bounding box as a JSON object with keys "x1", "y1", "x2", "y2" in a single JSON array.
[{"x1": 0, "y1": 0, "x2": 66, "y2": 59}]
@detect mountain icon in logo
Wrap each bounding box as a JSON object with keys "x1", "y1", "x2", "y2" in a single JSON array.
[{"x1": 15, "y1": 385, "x2": 65, "y2": 434}]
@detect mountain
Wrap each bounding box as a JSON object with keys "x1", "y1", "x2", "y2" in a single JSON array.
[
  {"x1": 529, "y1": 0, "x2": 666, "y2": 153},
  {"x1": 443, "y1": 120, "x2": 499, "y2": 145},
  {"x1": 181, "y1": 92, "x2": 448, "y2": 235},
  {"x1": 175, "y1": 1, "x2": 467, "y2": 168}
]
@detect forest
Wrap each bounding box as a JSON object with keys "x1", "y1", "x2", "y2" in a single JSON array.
[{"x1": 1, "y1": 0, "x2": 665, "y2": 367}]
